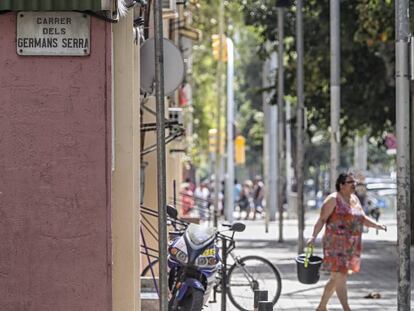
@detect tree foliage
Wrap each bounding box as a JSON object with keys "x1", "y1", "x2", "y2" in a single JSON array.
[
  {"x1": 190, "y1": 0, "x2": 404, "y2": 176},
  {"x1": 189, "y1": 0, "x2": 221, "y2": 167},
  {"x1": 190, "y1": 1, "x2": 266, "y2": 175},
  {"x1": 240, "y1": 0, "x2": 397, "y2": 141}
]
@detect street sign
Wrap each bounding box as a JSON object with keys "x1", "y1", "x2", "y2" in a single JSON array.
[{"x1": 17, "y1": 12, "x2": 90, "y2": 56}]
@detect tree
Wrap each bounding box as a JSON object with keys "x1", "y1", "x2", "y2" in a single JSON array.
[
  {"x1": 239, "y1": 0, "x2": 396, "y2": 141},
  {"x1": 190, "y1": 1, "x2": 266, "y2": 177},
  {"x1": 190, "y1": 0, "x2": 403, "y2": 180}
]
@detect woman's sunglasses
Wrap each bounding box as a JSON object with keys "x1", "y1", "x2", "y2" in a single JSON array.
[{"x1": 345, "y1": 180, "x2": 357, "y2": 184}]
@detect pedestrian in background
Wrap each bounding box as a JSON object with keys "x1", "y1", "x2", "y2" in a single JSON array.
[
  {"x1": 184, "y1": 177, "x2": 196, "y2": 192},
  {"x1": 234, "y1": 179, "x2": 242, "y2": 211},
  {"x1": 252, "y1": 176, "x2": 264, "y2": 220},
  {"x1": 238, "y1": 180, "x2": 253, "y2": 220},
  {"x1": 307, "y1": 172, "x2": 387, "y2": 311},
  {"x1": 194, "y1": 181, "x2": 209, "y2": 221},
  {"x1": 179, "y1": 183, "x2": 194, "y2": 217}
]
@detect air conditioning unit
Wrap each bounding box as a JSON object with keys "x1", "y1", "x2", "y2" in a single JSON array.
[
  {"x1": 168, "y1": 107, "x2": 184, "y2": 137},
  {"x1": 169, "y1": 108, "x2": 183, "y2": 126}
]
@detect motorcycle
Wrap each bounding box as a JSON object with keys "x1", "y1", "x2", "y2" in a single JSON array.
[{"x1": 167, "y1": 207, "x2": 245, "y2": 311}]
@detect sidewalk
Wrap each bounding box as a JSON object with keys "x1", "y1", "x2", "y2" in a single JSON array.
[{"x1": 205, "y1": 214, "x2": 413, "y2": 310}]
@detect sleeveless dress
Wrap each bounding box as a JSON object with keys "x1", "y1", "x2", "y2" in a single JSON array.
[{"x1": 322, "y1": 194, "x2": 365, "y2": 273}]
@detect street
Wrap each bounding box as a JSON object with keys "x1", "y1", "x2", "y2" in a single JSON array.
[
  {"x1": 1, "y1": 2, "x2": 413, "y2": 310},
  {"x1": 205, "y1": 212, "x2": 414, "y2": 310}
]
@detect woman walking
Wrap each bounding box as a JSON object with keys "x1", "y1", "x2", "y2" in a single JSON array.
[{"x1": 307, "y1": 172, "x2": 387, "y2": 311}]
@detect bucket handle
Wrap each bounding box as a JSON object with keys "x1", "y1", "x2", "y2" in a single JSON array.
[{"x1": 304, "y1": 245, "x2": 314, "y2": 268}]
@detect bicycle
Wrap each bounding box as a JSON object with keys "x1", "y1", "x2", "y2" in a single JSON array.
[
  {"x1": 140, "y1": 209, "x2": 282, "y2": 311},
  {"x1": 210, "y1": 224, "x2": 282, "y2": 311}
]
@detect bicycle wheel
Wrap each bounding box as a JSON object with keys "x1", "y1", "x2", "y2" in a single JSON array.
[
  {"x1": 141, "y1": 258, "x2": 159, "y2": 277},
  {"x1": 227, "y1": 255, "x2": 282, "y2": 311}
]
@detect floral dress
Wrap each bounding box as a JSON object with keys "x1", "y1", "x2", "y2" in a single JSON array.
[{"x1": 322, "y1": 194, "x2": 365, "y2": 273}]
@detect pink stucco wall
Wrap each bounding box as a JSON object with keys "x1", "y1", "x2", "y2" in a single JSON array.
[{"x1": 0, "y1": 13, "x2": 112, "y2": 311}]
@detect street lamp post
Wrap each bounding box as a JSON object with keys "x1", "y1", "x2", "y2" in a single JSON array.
[
  {"x1": 225, "y1": 37, "x2": 234, "y2": 223},
  {"x1": 214, "y1": 0, "x2": 225, "y2": 228},
  {"x1": 263, "y1": 47, "x2": 278, "y2": 232},
  {"x1": 153, "y1": 0, "x2": 168, "y2": 310},
  {"x1": 275, "y1": 0, "x2": 293, "y2": 243},
  {"x1": 296, "y1": 0, "x2": 305, "y2": 253},
  {"x1": 330, "y1": 0, "x2": 341, "y2": 191},
  {"x1": 277, "y1": 6, "x2": 285, "y2": 243},
  {"x1": 395, "y1": 1, "x2": 411, "y2": 309}
]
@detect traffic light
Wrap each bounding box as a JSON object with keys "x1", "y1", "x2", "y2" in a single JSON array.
[
  {"x1": 234, "y1": 135, "x2": 246, "y2": 165},
  {"x1": 211, "y1": 34, "x2": 227, "y2": 62},
  {"x1": 208, "y1": 128, "x2": 225, "y2": 154},
  {"x1": 208, "y1": 129, "x2": 217, "y2": 153}
]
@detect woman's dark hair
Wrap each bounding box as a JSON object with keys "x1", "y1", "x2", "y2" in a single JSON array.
[{"x1": 335, "y1": 172, "x2": 353, "y2": 191}]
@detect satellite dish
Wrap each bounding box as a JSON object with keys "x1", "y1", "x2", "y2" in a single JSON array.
[{"x1": 140, "y1": 38, "x2": 185, "y2": 96}]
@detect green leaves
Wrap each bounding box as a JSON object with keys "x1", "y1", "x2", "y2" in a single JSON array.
[
  {"x1": 191, "y1": 0, "x2": 403, "y2": 173},
  {"x1": 191, "y1": 1, "x2": 266, "y2": 171},
  {"x1": 238, "y1": 0, "x2": 397, "y2": 142}
]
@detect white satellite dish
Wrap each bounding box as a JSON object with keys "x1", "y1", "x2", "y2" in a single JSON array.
[{"x1": 140, "y1": 38, "x2": 185, "y2": 96}]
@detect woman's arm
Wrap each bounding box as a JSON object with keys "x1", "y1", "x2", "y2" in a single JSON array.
[
  {"x1": 363, "y1": 215, "x2": 387, "y2": 231},
  {"x1": 307, "y1": 195, "x2": 336, "y2": 245}
]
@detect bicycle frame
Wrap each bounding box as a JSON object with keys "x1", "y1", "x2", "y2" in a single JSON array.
[
  {"x1": 211, "y1": 230, "x2": 263, "y2": 311},
  {"x1": 228, "y1": 252, "x2": 257, "y2": 290},
  {"x1": 210, "y1": 231, "x2": 242, "y2": 309}
]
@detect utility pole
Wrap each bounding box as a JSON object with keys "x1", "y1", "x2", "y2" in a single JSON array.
[
  {"x1": 395, "y1": 1, "x2": 411, "y2": 309},
  {"x1": 285, "y1": 101, "x2": 292, "y2": 212},
  {"x1": 263, "y1": 48, "x2": 278, "y2": 230},
  {"x1": 263, "y1": 56, "x2": 269, "y2": 231},
  {"x1": 153, "y1": 0, "x2": 167, "y2": 310},
  {"x1": 296, "y1": 0, "x2": 305, "y2": 253},
  {"x1": 277, "y1": 7, "x2": 285, "y2": 243},
  {"x1": 225, "y1": 37, "x2": 234, "y2": 223},
  {"x1": 330, "y1": 0, "x2": 340, "y2": 190},
  {"x1": 214, "y1": 0, "x2": 224, "y2": 228}
]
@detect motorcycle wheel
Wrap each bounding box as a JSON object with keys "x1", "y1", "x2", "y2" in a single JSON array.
[{"x1": 171, "y1": 288, "x2": 204, "y2": 311}]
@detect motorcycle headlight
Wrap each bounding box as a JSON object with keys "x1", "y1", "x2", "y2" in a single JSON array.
[
  {"x1": 208, "y1": 257, "x2": 217, "y2": 265},
  {"x1": 196, "y1": 256, "x2": 217, "y2": 267},
  {"x1": 171, "y1": 247, "x2": 188, "y2": 263},
  {"x1": 196, "y1": 256, "x2": 209, "y2": 267}
]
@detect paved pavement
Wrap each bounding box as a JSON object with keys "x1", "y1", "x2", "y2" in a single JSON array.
[{"x1": 204, "y1": 212, "x2": 414, "y2": 310}]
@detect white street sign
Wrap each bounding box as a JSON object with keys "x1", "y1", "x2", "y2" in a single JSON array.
[{"x1": 17, "y1": 11, "x2": 90, "y2": 56}]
